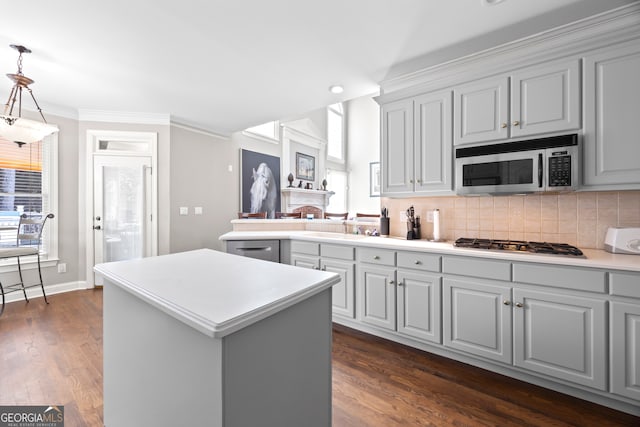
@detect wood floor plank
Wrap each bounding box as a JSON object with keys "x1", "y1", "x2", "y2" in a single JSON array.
[{"x1": 1, "y1": 290, "x2": 638, "y2": 426}]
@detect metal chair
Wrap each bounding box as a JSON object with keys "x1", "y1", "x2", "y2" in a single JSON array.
[
  {"x1": 324, "y1": 212, "x2": 348, "y2": 220},
  {"x1": 237, "y1": 212, "x2": 267, "y2": 219},
  {"x1": 0, "y1": 213, "x2": 55, "y2": 316}
]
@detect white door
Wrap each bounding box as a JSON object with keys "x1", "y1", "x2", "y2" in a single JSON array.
[{"x1": 93, "y1": 155, "x2": 152, "y2": 285}]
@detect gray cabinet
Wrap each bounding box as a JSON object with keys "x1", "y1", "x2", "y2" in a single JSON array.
[
  {"x1": 397, "y1": 251, "x2": 442, "y2": 344},
  {"x1": 358, "y1": 248, "x2": 397, "y2": 331},
  {"x1": 381, "y1": 90, "x2": 453, "y2": 196},
  {"x1": 443, "y1": 277, "x2": 513, "y2": 364},
  {"x1": 320, "y1": 244, "x2": 356, "y2": 319},
  {"x1": 290, "y1": 240, "x2": 320, "y2": 270},
  {"x1": 454, "y1": 59, "x2": 580, "y2": 145},
  {"x1": 513, "y1": 288, "x2": 607, "y2": 391},
  {"x1": 583, "y1": 41, "x2": 640, "y2": 188},
  {"x1": 611, "y1": 301, "x2": 640, "y2": 401}
]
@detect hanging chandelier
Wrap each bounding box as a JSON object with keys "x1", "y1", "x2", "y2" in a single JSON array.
[{"x1": 0, "y1": 44, "x2": 58, "y2": 146}]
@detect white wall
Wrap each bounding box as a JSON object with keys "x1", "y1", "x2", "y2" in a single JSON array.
[{"x1": 346, "y1": 95, "x2": 380, "y2": 216}]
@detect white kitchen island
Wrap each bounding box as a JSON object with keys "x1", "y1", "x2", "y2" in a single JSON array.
[{"x1": 95, "y1": 248, "x2": 339, "y2": 427}]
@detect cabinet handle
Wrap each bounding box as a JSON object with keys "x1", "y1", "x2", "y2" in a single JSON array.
[
  {"x1": 397, "y1": 280, "x2": 403, "y2": 286},
  {"x1": 409, "y1": 179, "x2": 414, "y2": 183},
  {"x1": 389, "y1": 280, "x2": 395, "y2": 285},
  {"x1": 503, "y1": 300, "x2": 510, "y2": 306},
  {"x1": 373, "y1": 255, "x2": 380, "y2": 260},
  {"x1": 501, "y1": 123, "x2": 507, "y2": 128},
  {"x1": 416, "y1": 179, "x2": 421, "y2": 183},
  {"x1": 414, "y1": 260, "x2": 422, "y2": 265},
  {"x1": 515, "y1": 302, "x2": 524, "y2": 308},
  {"x1": 513, "y1": 120, "x2": 520, "y2": 126}
]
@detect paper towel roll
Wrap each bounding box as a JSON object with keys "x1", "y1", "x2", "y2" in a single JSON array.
[{"x1": 433, "y1": 209, "x2": 440, "y2": 241}]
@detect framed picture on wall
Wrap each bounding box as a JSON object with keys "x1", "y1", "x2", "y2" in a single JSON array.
[
  {"x1": 296, "y1": 152, "x2": 315, "y2": 181},
  {"x1": 370, "y1": 161, "x2": 380, "y2": 197},
  {"x1": 240, "y1": 149, "x2": 281, "y2": 219}
]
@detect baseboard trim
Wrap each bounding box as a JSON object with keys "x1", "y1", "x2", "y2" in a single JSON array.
[{"x1": 2, "y1": 281, "x2": 89, "y2": 304}]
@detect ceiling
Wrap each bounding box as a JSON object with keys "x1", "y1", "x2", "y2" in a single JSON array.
[{"x1": 0, "y1": 0, "x2": 636, "y2": 136}]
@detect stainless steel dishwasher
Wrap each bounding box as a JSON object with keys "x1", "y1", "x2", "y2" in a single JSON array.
[{"x1": 225, "y1": 239, "x2": 280, "y2": 263}]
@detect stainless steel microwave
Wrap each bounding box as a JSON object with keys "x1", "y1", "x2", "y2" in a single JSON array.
[{"x1": 455, "y1": 134, "x2": 579, "y2": 195}]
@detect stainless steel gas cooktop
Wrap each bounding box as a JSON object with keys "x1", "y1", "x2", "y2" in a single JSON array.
[{"x1": 454, "y1": 238, "x2": 584, "y2": 257}]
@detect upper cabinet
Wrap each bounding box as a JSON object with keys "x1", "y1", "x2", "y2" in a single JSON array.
[
  {"x1": 381, "y1": 90, "x2": 453, "y2": 196},
  {"x1": 454, "y1": 59, "x2": 581, "y2": 146},
  {"x1": 583, "y1": 42, "x2": 640, "y2": 188}
]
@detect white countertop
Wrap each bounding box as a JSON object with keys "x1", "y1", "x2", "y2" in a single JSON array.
[
  {"x1": 220, "y1": 231, "x2": 640, "y2": 272},
  {"x1": 94, "y1": 248, "x2": 340, "y2": 338}
]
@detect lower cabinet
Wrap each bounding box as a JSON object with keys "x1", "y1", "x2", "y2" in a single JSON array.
[
  {"x1": 321, "y1": 244, "x2": 356, "y2": 319},
  {"x1": 290, "y1": 241, "x2": 356, "y2": 319},
  {"x1": 443, "y1": 277, "x2": 512, "y2": 364},
  {"x1": 443, "y1": 276, "x2": 607, "y2": 390},
  {"x1": 611, "y1": 301, "x2": 640, "y2": 401},
  {"x1": 358, "y1": 248, "x2": 442, "y2": 344},
  {"x1": 513, "y1": 288, "x2": 607, "y2": 391},
  {"x1": 359, "y1": 262, "x2": 397, "y2": 331}
]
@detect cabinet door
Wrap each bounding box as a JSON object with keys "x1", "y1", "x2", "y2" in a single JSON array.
[
  {"x1": 611, "y1": 301, "x2": 640, "y2": 401},
  {"x1": 381, "y1": 98, "x2": 414, "y2": 194},
  {"x1": 443, "y1": 278, "x2": 512, "y2": 364},
  {"x1": 397, "y1": 270, "x2": 441, "y2": 344},
  {"x1": 322, "y1": 258, "x2": 355, "y2": 319},
  {"x1": 511, "y1": 59, "x2": 580, "y2": 137},
  {"x1": 290, "y1": 254, "x2": 319, "y2": 270},
  {"x1": 414, "y1": 90, "x2": 453, "y2": 194},
  {"x1": 358, "y1": 264, "x2": 396, "y2": 331},
  {"x1": 454, "y1": 76, "x2": 509, "y2": 145},
  {"x1": 584, "y1": 42, "x2": 640, "y2": 187},
  {"x1": 513, "y1": 289, "x2": 606, "y2": 391}
]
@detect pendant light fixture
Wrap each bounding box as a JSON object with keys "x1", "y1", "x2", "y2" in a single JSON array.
[{"x1": 0, "y1": 44, "x2": 58, "y2": 147}]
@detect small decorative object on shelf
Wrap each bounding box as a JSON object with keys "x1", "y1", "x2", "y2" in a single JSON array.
[
  {"x1": 321, "y1": 179, "x2": 327, "y2": 191},
  {"x1": 305, "y1": 182, "x2": 312, "y2": 190},
  {"x1": 287, "y1": 173, "x2": 294, "y2": 187},
  {"x1": 298, "y1": 180, "x2": 303, "y2": 188}
]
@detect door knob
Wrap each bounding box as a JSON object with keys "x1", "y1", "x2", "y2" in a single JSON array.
[
  {"x1": 513, "y1": 120, "x2": 520, "y2": 126},
  {"x1": 93, "y1": 225, "x2": 101, "y2": 230},
  {"x1": 515, "y1": 302, "x2": 524, "y2": 308},
  {"x1": 95, "y1": 216, "x2": 101, "y2": 221}
]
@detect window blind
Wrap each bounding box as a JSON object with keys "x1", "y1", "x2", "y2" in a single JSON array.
[{"x1": 0, "y1": 136, "x2": 45, "y2": 248}]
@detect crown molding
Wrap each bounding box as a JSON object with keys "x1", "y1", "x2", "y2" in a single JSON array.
[
  {"x1": 78, "y1": 109, "x2": 171, "y2": 125},
  {"x1": 170, "y1": 120, "x2": 230, "y2": 140},
  {"x1": 377, "y1": 2, "x2": 640, "y2": 102}
]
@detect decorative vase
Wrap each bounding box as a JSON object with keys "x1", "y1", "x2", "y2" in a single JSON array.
[
  {"x1": 287, "y1": 173, "x2": 294, "y2": 187},
  {"x1": 322, "y1": 179, "x2": 327, "y2": 191}
]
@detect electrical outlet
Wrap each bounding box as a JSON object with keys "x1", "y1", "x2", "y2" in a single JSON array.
[
  {"x1": 179, "y1": 207, "x2": 188, "y2": 215},
  {"x1": 194, "y1": 207, "x2": 203, "y2": 215},
  {"x1": 57, "y1": 263, "x2": 66, "y2": 273},
  {"x1": 400, "y1": 211, "x2": 407, "y2": 223}
]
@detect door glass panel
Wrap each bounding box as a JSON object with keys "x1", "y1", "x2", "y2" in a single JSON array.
[{"x1": 102, "y1": 165, "x2": 144, "y2": 262}]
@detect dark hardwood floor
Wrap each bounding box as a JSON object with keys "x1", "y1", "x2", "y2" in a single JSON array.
[{"x1": 1, "y1": 290, "x2": 638, "y2": 426}]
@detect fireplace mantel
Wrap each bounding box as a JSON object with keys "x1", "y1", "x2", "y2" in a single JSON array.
[{"x1": 282, "y1": 188, "x2": 334, "y2": 215}]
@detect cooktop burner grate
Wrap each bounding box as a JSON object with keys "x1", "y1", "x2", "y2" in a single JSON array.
[{"x1": 454, "y1": 238, "x2": 584, "y2": 257}]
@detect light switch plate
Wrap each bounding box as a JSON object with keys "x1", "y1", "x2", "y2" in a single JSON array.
[
  {"x1": 180, "y1": 207, "x2": 188, "y2": 215},
  {"x1": 195, "y1": 207, "x2": 203, "y2": 215}
]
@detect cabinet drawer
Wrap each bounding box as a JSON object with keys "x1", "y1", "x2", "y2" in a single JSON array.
[
  {"x1": 321, "y1": 244, "x2": 355, "y2": 261},
  {"x1": 512, "y1": 263, "x2": 606, "y2": 293},
  {"x1": 443, "y1": 256, "x2": 510, "y2": 281},
  {"x1": 291, "y1": 241, "x2": 320, "y2": 256},
  {"x1": 397, "y1": 251, "x2": 441, "y2": 272},
  {"x1": 610, "y1": 271, "x2": 640, "y2": 298},
  {"x1": 358, "y1": 247, "x2": 396, "y2": 266}
]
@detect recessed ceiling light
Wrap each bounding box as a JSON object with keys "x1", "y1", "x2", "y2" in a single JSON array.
[{"x1": 329, "y1": 85, "x2": 344, "y2": 94}]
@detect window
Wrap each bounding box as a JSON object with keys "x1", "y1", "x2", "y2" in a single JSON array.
[
  {"x1": 0, "y1": 135, "x2": 57, "y2": 259},
  {"x1": 327, "y1": 103, "x2": 344, "y2": 161},
  {"x1": 244, "y1": 121, "x2": 280, "y2": 142},
  {"x1": 325, "y1": 169, "x2": 347, "y2": 213}
]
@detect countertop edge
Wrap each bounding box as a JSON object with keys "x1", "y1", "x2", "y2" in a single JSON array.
[
  {"x1": 219, "y1": 231, "x2": 640, "y2": 272},
  {"x1": 95, "y1": 252, "x2": 341, "y2": 338}
]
